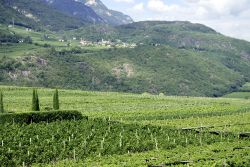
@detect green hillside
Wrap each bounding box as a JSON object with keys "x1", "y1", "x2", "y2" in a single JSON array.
[
  {"x1": 224, "y1": 82, "x2": 250, "y2": 99},
  {"x1": 1, "y1": 21, "x2": 250, "y2": 96}
]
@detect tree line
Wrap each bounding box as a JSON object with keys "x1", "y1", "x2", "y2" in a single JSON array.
[{"x1": 0, "y1": 89, "x2": 60, "y2": 113}]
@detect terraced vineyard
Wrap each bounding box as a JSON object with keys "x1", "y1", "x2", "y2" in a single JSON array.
[{"x1": 0, "y1": 86, "x2": 250, "y2": 166}]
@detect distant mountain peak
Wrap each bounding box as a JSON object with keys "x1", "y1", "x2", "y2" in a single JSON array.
[
  {"x1": 0, "y1": 0, "x2": 105, "y2": 30},
  {"x1": 42, "y1": 0, "x2": 104, "y2": 23},
  {"x1": 77, "y1": 0, "x2": 133, "y2": 25},
  {"x1": 0, "y1": 0, "x2": 133, "y2": 30}
]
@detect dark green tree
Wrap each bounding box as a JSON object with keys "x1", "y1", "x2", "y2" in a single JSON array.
[
  {"x1": 53, "y1": 89, "x2": 59, "y2": 110},
  {"x1": 32, "y1": 89, "x2": 40, "y2": 111},
  {"x1": 0, "y1": 91, "x2": 4, "y2": 113},
  {"x1": 36, "y1": 90, "x2": 40, "y2": 111},
  {"x1": 32, "y1": 89, "x2": 36, "y2": 111}
]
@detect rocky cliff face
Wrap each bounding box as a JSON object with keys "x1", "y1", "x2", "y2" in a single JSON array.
[
  {"x1": 42, "y1": 0, "x2": 104, "y2": 23},
  {"x1": 77, "y1": 0, "x2": 133, "y2": 25}
]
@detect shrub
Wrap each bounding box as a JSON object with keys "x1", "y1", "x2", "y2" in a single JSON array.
[
  {"x1": 23, "y1": 36, "x2": 32, "y2": 44},
  {"x1": 0, "y1": 110, "x2": 85, "y2": 124},
  {"x1": 159, "y1": 93, "x2": 165, "y2": 96},
  {"x1": 43, "y1": 43, "x2": 51, "y2": 48},
  {"x1": 53, "y1": 89, "x2": 59, "y2": 110}
]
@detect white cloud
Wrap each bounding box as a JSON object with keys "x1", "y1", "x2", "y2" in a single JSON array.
[
  {"x1": 147, "y1": 0, "x2": 168, "y2": 12},
  {"x1": 112, "y1": 0, "x2": 134, "y2": 3},
  {"x1": 141, "y1": 0, "x2": 250, "y2": 41},
  {"x1": 187, "y1": 0, "x2": 250, "y2": 16},
  {"x1": 132, "y1": 3, "x2": 144, "y2": 12},
  {"x1": 199, "y1": 19, "x2": 250, "y2": 42},
  {"x1": 147, "y1": 0, "x2": 181, "y2": 13},
  {"x1": 106, "y1": 0, "x2": 250, "y2": 41}
]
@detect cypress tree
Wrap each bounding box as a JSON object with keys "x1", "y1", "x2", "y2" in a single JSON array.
[
  {"x1": 0, "y1": 91, "x2": 4, "y2": 113},
  {"x1": 53, "y1": 89, "x2": 59, "y2": 110},
  {"x1": 36, "y1": 90, "x2": 40, "y2": 111},
  {"x1": 32, "y1": 89, "x2": 40, "y2": 111},
  {"x1": 32, "y1": 89, "x2": 36, "y2": 111}
]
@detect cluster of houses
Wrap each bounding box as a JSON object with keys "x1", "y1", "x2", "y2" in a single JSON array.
[
  {"x1": 79, "y1": 38, "x2": 137, "y2": 48},
  {"x1": 57, "y1": 37, "x2": 138, "y2": 48}
]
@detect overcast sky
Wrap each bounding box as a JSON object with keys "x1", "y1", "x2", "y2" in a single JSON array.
[{"x1": 102, "y1": 0, "x2": 250, "y2": 41}]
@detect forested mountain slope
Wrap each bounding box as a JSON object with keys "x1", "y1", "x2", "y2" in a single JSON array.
[{"x1": 1, "y1": 21, "x2": 250, "y2": 96}]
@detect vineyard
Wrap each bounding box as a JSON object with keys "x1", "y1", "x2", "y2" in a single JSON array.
[{"x1": 0, "y1": 86, "x2": 250, "y2": 166}]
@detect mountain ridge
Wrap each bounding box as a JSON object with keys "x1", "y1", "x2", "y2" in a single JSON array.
[
  {"x1": 0, "y1": 0, "x2": 101, "y2": 30},
  {"x1": 41, "y1": 0, "x2": 104, "y2": 23},
  {"x1": 0, "y1": 0, "x2": 134, "y2": 31}
]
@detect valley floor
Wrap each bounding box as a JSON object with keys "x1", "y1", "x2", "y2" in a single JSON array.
[{"x1": 0, "y1": 85, "x2": 250, "y2": 166}]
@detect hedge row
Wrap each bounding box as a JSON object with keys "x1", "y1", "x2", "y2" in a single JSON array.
[{"x1": 0, "y1": 110, "x2": 86, "y2": 124}]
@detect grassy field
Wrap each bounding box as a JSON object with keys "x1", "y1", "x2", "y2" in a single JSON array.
[
  {"x1": 1, "y1": 85, "x2": 250, "y2": 128},
  {"x1": 0, "y1": 85, "x2": 250, "y2": 166},
  {"x1": 224, "y1": 92, "x2": 250, "y2": 99},
  {"x1": 0, "y1": 43, "x2": 43, "y2": 58}
]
